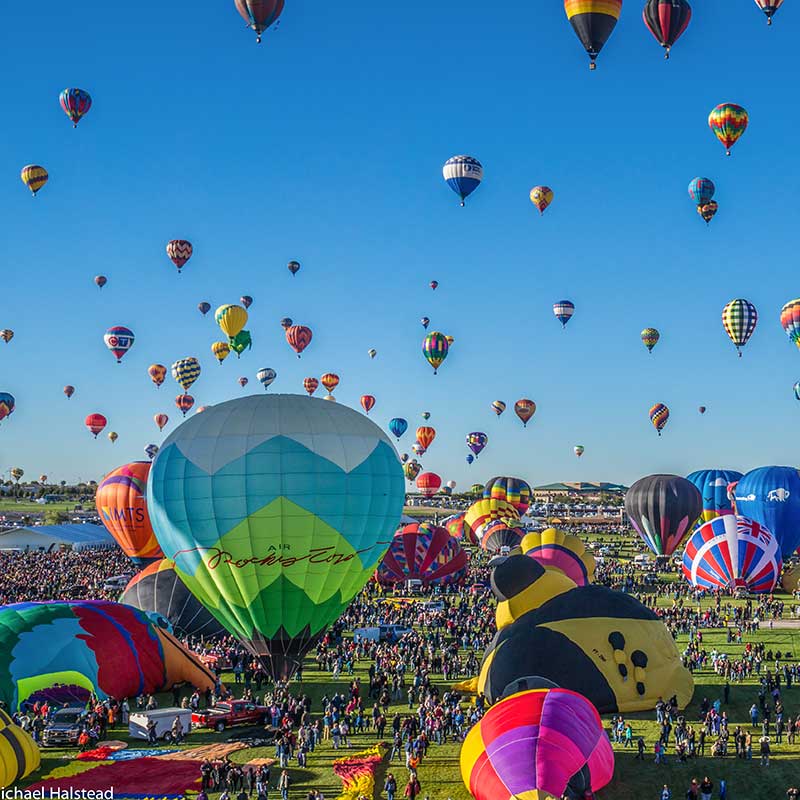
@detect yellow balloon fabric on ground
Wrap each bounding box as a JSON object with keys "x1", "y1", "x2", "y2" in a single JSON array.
[{"x1": 0, "y1": 708, "x2": 40, "y2": 788}]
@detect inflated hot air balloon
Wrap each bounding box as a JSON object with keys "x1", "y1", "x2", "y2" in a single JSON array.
[
  {"x1": 421, "y1": 411, "x2": 431, "y2": 420},
  {"x1": 286, "y1": 324, "x2": 312, "y2": 357},
  {"x1": 466, "y1": 432, "x2": 488, "y2": 458},
  {"x1": 699, "y1": 405, "x2": 707, "y2": 414},
  {"x1": 198, "y1": 302, "x2": 211, "y2": 316},
  {"x1": 553, "y1": 300, "x2": 575, "y2": 328},
  {"x1": 400, "y1": 453, "x2": 409, "y2": 463},
  {"x1": 94, "y1": 275, "x2": 107, "y2": 289},
  {"x1": 460, "y1": 687, "x2": 614, "y2": 800},
  {"x1": 688, "y1": 177, "x2": 715, "y2": 206},
  {"x1": 481, "y1": 519, "x2": 526, "y2": 554},
  {"x1": 0, "y1": 330, "x2": 13, "y2": 344},
  {"x1": 148, "y1": 364, "x2": 167, "y2": 388},
  {"x1": 416, "y1": 471, "x2": 442, "y2": 498},
  {"x1": 148, "y1": 394, "x2": 404, "y2": 680},
  {"x1": 483, "y1": 477, "x2": 532, "y2": 515},
  {"x1": 108, "y1": 431, "x2": 118, "y2": 444},
  {"x1": 388, "y1": 418, "x2": 408, "y2": 440},
  {"x1": 104, "y1": 326, "x2": 135, "y2": 363},
  {"x1": 530, "y1": 186, "x2": 554, "y2": 214},
  {"x1": 287, "y1": 260, "x2": 301, "y2": 276},
  {"x1": 171, "y1": 358, "x2": 201, "y2": 392},
  {"x1": 421, "y1": 317, "x2": 430, "y2": 329},
  {"x1": 698, "y1": 201, "x2": 718, "y2": 224},
  {"x1": 96, "y1": 462, "x2": 163, "y2": 562},
  {"x1": 215, "y1": 304, "x2": 248, "y2": 338},
  {"x1": 685, "y1": 469, "x2": 744, "y2": 526},
  {"x1": 411, "y1": 442, "x2": 426, "y2": 457},
  {"x1": 643, "y1": 0, "x2": 691, "y2": 58},
  {"x1": 574, "y1": 445, "x2": 585, "y2": 458},
  {"x1": 367, "y1": 348, "x2": 377, "y2": 360},
  {"x1": 0, "y1": 706, "x2": 39, "y2": 786},
  {"x1": 564, "y1": 0, "x2": 622, "y2": 69},
  {"x1": 20, "y1": 165, "x2": 48, "y2": 196},
  {"x1": 360, "y1": 395, "x2": 375, "y2": 414},
  {"x1": 443, "y1": 156, "x2": 483, "y2": 206},
  {"x1": 59, "y1": 88, "x2": 92, "y2": 127},
  {"x1": 404, "y1": 461, "x2": 422, "y2": 482},
  {"x1": 166, "y1": 240, "x2": 193, "y2": 273},
  {"x1": 0, "y1": 394, "x2": 15, "y2": 424},
  {"x1": 515, "y1": 399, "x2": 536, "y2": 427},
  {"x1": 416, "y1": 426, "x2": 436, "y2": 451},
  {"x1": 649, "y1": 403, "x2": 669, "y2": 435},
  {"x1": 722, "y1": 298, "x2": 757, "y2": 356},
  {"x1": 154, "y1": 413, "x2": 169, "y2": 431},
  {"x1": 303, "y1": 377, "x2": 319, "y2": 395},
  {"x1": 625, "y1": 474, "x2": 702, "y2": 556},
  {"x1": 121, "y1": 560, "x2": 226, "y2": 639},
  {"x1": 145, "y1": 444, "x2": 159, "y2": 460},
  {"x1": 212, "y1": 341, "x2": 231, "y2": 364},
  {"x1": 682, "y1": 515, "x2": 781, "y2": 593},
  {"x1": 445, "y1": 334, "x2": 455, "y2": 347},
  {"x1": 422, "y1": 331, "x2": 449, "y2": 374},
  {"x1": 755, "y1": 0, "x2": 783, "y2": 24},
  {"x1": 235, "y1": 0, "x2": 284, "y2": 42},
  {"x1": 239, "y1": 376, "x2": 249, "y2": 388},
  {"x1": 491, "y1": 400, "x2": 506, "y2": 416},
  {"x1": 641, "y1": 327, "x2": 660, "y2": 353},
  {"x1": 85, "y1": 413, "x2": 107, "y2": 438},
  {"x1": 521, "y1": 528, "x2": 596, "y2": 586},
  {"x1": 466, "y1": 454, "x2": 475, "y2": 465},
  {"x1": 229, "y1": 329, "x2": 252, "y2": 357},
  {"x1": 63, "y1": 385, "x2": 75, "y2": 399},
  {"x1": 464, "y1": 498, "x2": 519, "y2": 543},
  {"x1": 321, "y1": 373, "x2": 340, "y2": 393},
  {"x1": 175, "y1": 394, "x2": 195, "y2": 416},
  {"x1": 240, "y1": 295, "x2": 253, "y2": 309},
  {"x1": 377, "y1": 523, "x2": 468, "y2": 585},
  {"x1": 9, "y1": 468, "x2": 23, "y2": 483},
  {"x1": 279, "y1": 318, "x2": 293, "y2": 331},
  {"x1": 709, "y1": 103, "x2": 748, "y2": 156},
  {"x1": 430, "y1": 280, "x2": 439, "y2": 291},
  {"x1": 447, "y1": 480, "x2": 457, "y2": 491},
  {"x1": 444, "y1": 511, "x2": 477, "y2": 545},
  {"x1": 257, "y1": 367, "x2": 277, "y2": 390},
  {"x1": 780, "y1": 299, "x2": 800, "y2": 351}
]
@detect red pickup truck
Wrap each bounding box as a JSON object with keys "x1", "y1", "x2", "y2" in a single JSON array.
[{"x1": 191, "y1": 700, "x2": 269, "y2": 732}]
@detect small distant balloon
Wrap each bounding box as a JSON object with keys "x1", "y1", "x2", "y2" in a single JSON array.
[
  {"x1": 466, "y1": 432, "x2": 488, "y2": 457},
  {"x1": 85, "y1": 413, "x2": 107, "y2": 438},
  {"x1": 303, "y1": 377, "x2": 319, "y2": 395},
  {"x1": 422, "y1": 331, "x2": 449, "y2": 374},
  {"x1": 257, "y1": 368, "x2": 277, "y2": 390},
  {"x1": 491, "y1": 400, "x2": 506, "y2": 416},
  {"x1": 754, "y1": 0, "x2": 784, "y2": 25},
  {"x1": 321, "y1": 373, "x2": 340, "y2": 393},
  {"x1": 234, "y1": 0, "x2": 284, "y2": 43},
  {"x1": 389, "y1": 418, "x2": 408, "y2": 440},
  {"x1": 145, "y1": 444, "x2": 159, "y2": 460},
  {"x1": 709, "y1": 103, "x2": 748, "y2": 156},
  {"x1": 286, "y1": 325, "x2": 312, "y2": 357},
  {"x1": 574, "y1": 445, "x2": 585, "y2": 457},
  {"x1": 641, "y1": 328, "x2": 660, "y2": 353},
  {"x1": 0, "y1": 330, "x2": 13, "y2": 344},
  {"x1": 699, "y1": 405, "x2": 707, "y2": 414},
  {"x1": 688, "y1": 177, "x2": 715, "y2": 207},
  {"x1": 175, "y1": 394, "x2": 195, "y2": 416},
  {"x1": 529, "y1": 186, "x2": 554, "y2": 214},
  {"x1": 104, "y1": 326, "x2": 135, "y2": 363},
  {"x1": 63, "y1": 385, "x2": 75, "y2": 399},
  {"x1": 59, "y1": 88, "x2": 92, "y2": 127},
  {"x1": 21, "y1": 165, "x2": 48, "y2": 196},
  {"x1": 94, "y1": 275, "x2": 107, "y2": 289},
  {"x1": 514, "y1": 399, "x2": 536, "y2": 427},
  {"x1": 553, "y1": 300, "x2": 575, "y2": 328},
  {"x1": 288, "y1": 260, "x2": 301, "y2": 276},
  {"x1": 198, "y1": 302, "x2": 211, "y2": 316},
  {"x1": 421, "y1": 317, "x2": 430, "y2": 329},
  {"x1": 108, "y1": 431, "x2": 119, "y2": 444},
  {"x1": 430, "y1": 280, "x2": 439, "y2": 290},
  {"x1": 421, "y1": 412, "x2": 431, "y2": 420},
  {"x1": 281, "y1": 318, "x2": 293, "y2": 330},
  {"x1": 649, "y1": 403, "x2": 670, "y2": 436},
  {"x1": 166, "y1": 240, "x2": 193, "y2": 273},
  {"x1": 360, "y1": 395, "x2": 376, "y2": 414},
  {"x1": 154, "y1": 413, "x2": 169, "y2": 431},
  {"x1": 368, "y1": 348, "x2": 377, "y2": 359},
  {"x1": 211, "y1": 341, "x2": 231, "y2": 364},
  {"x1": 0, "y1": 393, "x2": 15, "y2": 424},
  {"x1": 697, "y1": 201, "x2": 718, "y2": 224},
  {"x1": 239, "y1": 376, "x2": 249, "y2": 388},
  {"x1": 466, "y1": 454, "x2": 474, "y2": 465},
  {"x1": 443, "y1": 156, "x2": 483, "y2": 206},
  {"x1": 148, "y1": 364, "x2": 167, "y2": 388}
]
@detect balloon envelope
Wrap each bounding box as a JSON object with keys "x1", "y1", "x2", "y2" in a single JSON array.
[
  {"x1": 377, "y1": 523, "x2": 467, "y2": 585},
  {"x1": 482, "y1": 477, "x2": 532, "y2": 514},
  {"x1": 685, "y1": 469, "x2": 744, "y2": 525}
]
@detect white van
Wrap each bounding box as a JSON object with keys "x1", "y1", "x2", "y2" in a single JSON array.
[
  {"x1": 633, "y1": 554, "x2": 651, "y2": 567},
  {"x1": 129, "y1": 707, "x2": 192, "y2": 742}
]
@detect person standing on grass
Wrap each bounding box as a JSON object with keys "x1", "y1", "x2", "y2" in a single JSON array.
[
  {"x1": 636, "y1": 736, "x2": 645, "y2": 760},
  {"x1": 660, "y1": 785, "x2": 671, "y2": 800},
  {"x1": 385, "y1": 773, "x2": 397, "y2": 800},
  {"x1": 404, "y1": 776, "x2": 420, "y2": 800},
  {"x1": 699, "y1": 777, "x2": 712, "y2": 800},
  {"x1": 278, "y1": 770, "x2": 290, "y2": 800},
  {"x1": 760, "y1": 735, "x2": 771, "y2": 766}
]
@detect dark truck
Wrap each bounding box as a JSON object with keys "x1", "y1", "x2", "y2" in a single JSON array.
[{"x1": 42, "y1": 707, "x2": 86, "y2": 747}]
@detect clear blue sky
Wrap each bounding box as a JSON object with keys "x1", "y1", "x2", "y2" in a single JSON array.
[{"x1": 1, "y1": 0, "x2": 798, "y2": 488}]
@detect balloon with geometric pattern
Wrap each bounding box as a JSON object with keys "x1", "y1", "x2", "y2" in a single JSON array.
[{"x1": 722, "y1": 298, "x2": 757, "y2": 356}]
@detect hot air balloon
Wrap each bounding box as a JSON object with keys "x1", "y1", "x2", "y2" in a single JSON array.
[
  {"x1": 641, "y1": 327, "x2": 660, "y2": 353},
  {"x1": 564, "y1": 0, "x2": 622, "y2": 69},
  {"x1": 445, "y1": 334, "x2": 455, "y2": 346},
  {"x1": 240, "y1": 295, "x2": 253, "y2": 309},
  {"x1": 257, "y1": 367, "x2": 277, "y2": 390},
  {"x1": 421, "y1": 412, "x2": 431, "y2": 420},
  {"x1": 460, "y1": 688, "x2": 615, "y2": 800},
  {"x1": 148, "y1": 394, "x2": 404, "y2": 680},
  {"x1": 104, "y1": 326, "x2": 135, "y2": 363},
  {"x1": 734, "y1": 466, "x2": 800, "y2": 558},
  {"x1": 416, "y1": 472, "x2": 442, "y2": 498},
  {"x1": 198, "y1": 302, "x2": 211, "y2": 316},
  {"x1": 378, "y1": 523, "x2": 468, "y2": 585},
  {"x1": 145, "y1": 444, "x2": 159, "y2": 460},
  {"x1": 239, "y1": 376, "x2": 249, "y2": 388},
  {"x1": 400, "y1": 453, "x2": 409, "y2": 463},
  {"x1": 447, "y1": 480, "x2": 457, "y2": 491},
  {"x1": 422, "y1": 331, "x2": 449, "y2": 374},
  {"x1": 171, "y1": 358, "x2": 201, "y2": 392},
  {"x1": 709, "y1": 103, "x2": 748, "y2": 156},
  {"x1": 0, "y1": 393, "x2": 15, "y2": 424},
  {"x1": 699, "y1": 405, "x2": 707, "y2": 414},
  {"x1": 466, "y1": 432, "x2": 488, "y2": 458},
  {"x1": 515, "y1": 399, "x2": 536, "y2": 427},
  {"x1": 212, "y1": 342, "x2": 231, "y2": 364},
  {"x1": 421, "y1": 317, "x2": 430, "y2": 329},
  {"x1": 154, "y1": 413, "x2": 169, "y2": 431},
  {"x1": 20, "y1": 165, "x2": 48, "y2": 196},
  {"x1": 166, "y1": 240, "x2": 193, "y2": 273},
  {"x1": 0, "y1": 330, "x2": 13, "y2": 344},
  {"x1": 429, "y1": 280, "x2": 439, "y2": 291},
  {"x1": 483, "y1": 477, "x2": 532, "y2": 514},
  {"x1": 722, "y1": 298, "x2": 757, "y2": 356},
  {"x1": 85, "y1": 413, "x2": 107, "y2": 438},
  {"x1": 491, "y1": 400, "x2": 506, "y2": 416},
  {"x1": 404, "y1": 461, "x2": 422, "y2": 482},
  {"x1": 215, "y1": 304, "x2": 248, "y2": 338},
  {"x1": 149, "y1": 364, "x2": 167, "y2": 388},
  {"x1": 442, "y1": 156, "x2": 483, "y2": 206},
  {"x1": 287, "y1": 260, "x2": 301, "y2": 276},
  {"x1": 411, "y1": 443, "x2": 426, "y2": 457},
  {"x1": 685, "y1": 469, "x2": 744, "y2": 526},
  {"x1": 466, "y1": 454, "x2": 475, "y2": 465},
  {"x1": 754, "y1": 0, "x2": 783, "y2": 24},
  {"x1": 303, "y1": 377, "x2": 319, "y2": 396},
  {"x1": 94, "y1": 275, "x2": 107, "y2": 289},
  {"x1": 9, "y1": 468, "x2": 23, "y2": 483},
  {"x1": 108, "y1": 431, "x2": 119, "y2": 444},
  {"x1": 59, "y1": 88, "x2": 92, "y2": 127},
  {"x1": 360, "y1": 395, "x2": 375, "y2": 414},
  {"x1": 530, "y1": 186, "x2": 554, "y2": 214},
  {"x1": 574, "y1": 445, "x2": 585, "y2": 457},
  {"x1": 416, "y1": 426, "x2": 436, "y2": 451},
  {"x1": 688, "y1": 177, "x2": 715, "y2": 206},
  {"x1": 643, "y1": 0, "x2": 691, "y2": 58},
  {"x1": 388, "y1": 418, "x2": 408, "y2": 440},
  {"x1": 229, "y1": 329, "x2": 253, "y2": 356},
  {"x1": 625, "y1": 474, "x2": 702, "y2": 556},
  {"x1": 780, "y1": 299, "x2": 800, "y2": 351},
  {"x1": 175, "y1": 394, "x2": 195, "y2": 416},
  {"x1": 682, "y1": 515, "x2": 781, "y2": 593},
  {"x1": 0, "y1": 707, "x2": 40, "y2": 787},
  {"x1": 553, "y1": 300, "x2": 575, "y2": 328},
  {"x1": 697, "y1": 201, "x2": 718, "y2": 224},
  {"x1": 368, "y1": 348, "x2": 377, "y2": 359},
  {"x1": 234, "y1": 0, "x2": 284, "y2": 42},
  {"x1": 521, "y1": 528, "x2": 596, "y2": 586},
  {"x1": 649, "y1": 403, "x2": 669, "y2": 435},
  {"x1": 286, "y1": 324, "x2": 312, "y2": 357},
  {"x1": 63, "y1": 385, "x2": 75, "y2": 399},
  {"x1": 321, "y1": 373, "x2": 340, "y2": 393},
  {"x1": 464, "y1": 498, "x2": 519, "y2": 543},
  {"x1": 444, "y1": 511, "x2": 477, "y2": 545},
  {"x1": 481, "y1": 519, "x2": 526, "y2": 554}
]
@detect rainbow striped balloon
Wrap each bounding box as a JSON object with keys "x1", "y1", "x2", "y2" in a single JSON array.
[{"x1": 708, "y1": 103, "x2": 748, "y2": 155}]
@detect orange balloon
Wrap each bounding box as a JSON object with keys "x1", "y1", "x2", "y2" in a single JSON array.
[
  {"x1": 415, "y1": 426, "x2": 436, "y2": 451},
  {"x1": 321, "y1": 373, "x2": 340, "y2": 393},
  {"x1": 95, "y1": 461, "x2": 163, "y2": 562}
]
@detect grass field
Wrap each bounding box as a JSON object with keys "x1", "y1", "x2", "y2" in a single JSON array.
[
  {"x1": 17, "y1": 528, "x2": 800, "y2": 800},
  {"x1": 0, "y1": 499, "x2": 91, "y2": 514}
]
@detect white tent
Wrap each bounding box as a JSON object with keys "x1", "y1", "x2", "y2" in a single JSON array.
[{"x1": 0, "y1": 524, "x2": 115, "y2": 552}]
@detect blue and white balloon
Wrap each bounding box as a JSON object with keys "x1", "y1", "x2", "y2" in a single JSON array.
[{"x1": 442, "y1": 155, "x2": 483, "y2": 206}]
